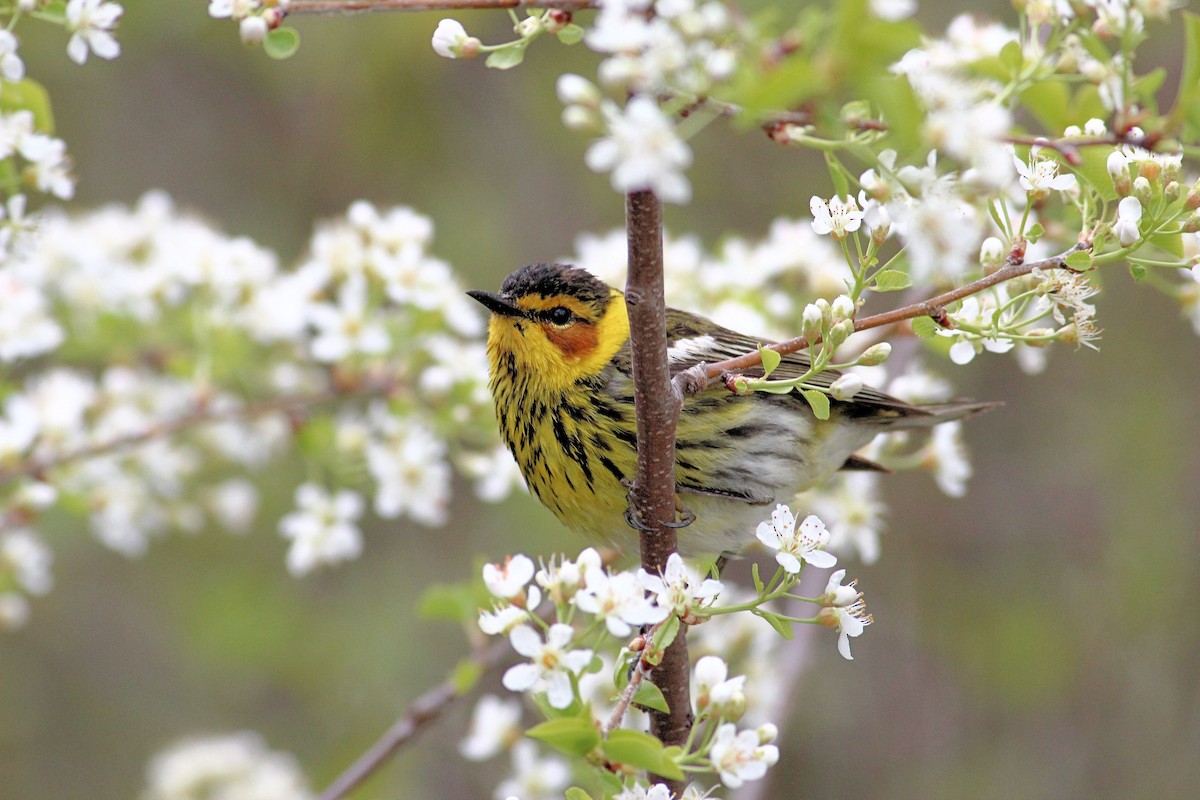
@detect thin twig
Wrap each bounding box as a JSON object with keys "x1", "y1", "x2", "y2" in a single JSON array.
[
  {"x1": 286, "y1": 0, "x2": 596, "y2": 14},
  {"x1": 317, "y1": 638, "x2": 511, "y2": 800},
  {"x1": 624, "y1": 188, "x2": 693, "y2": 794},
  {"x1": 602, "y1": 640, "x2": 654, "y2": 737},
  {"x1": 0, "y1": 376, "x2": 397, "y2": 486},
  {"x1": 673, "y1": 242, "x2": 1090, "y2": 398}
]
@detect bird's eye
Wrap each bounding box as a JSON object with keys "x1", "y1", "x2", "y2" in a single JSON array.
[{"x1": 547, "y1": 306, "x2": 573, "y2": 325}]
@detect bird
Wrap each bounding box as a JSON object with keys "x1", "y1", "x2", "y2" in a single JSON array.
[{"x1": 467, "y1": 262, "x2": 995, "y2": 557}]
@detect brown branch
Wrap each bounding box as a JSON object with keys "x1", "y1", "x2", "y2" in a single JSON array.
[
  {"x1": 286, "y1": 0, "x2": 596, "y2": 13},
  {"x1": 673, "y1": 242, "x2": 1090, "y2": 398},
  {"x1": 0, "y1": 376, "x2": 397, "y2": 486},
  {"x1": 624, "y1": 189, "x2": 692, "y2": 794},
  {"x1": 317, "y1": 639, "x2": 511, "y2": 800}
]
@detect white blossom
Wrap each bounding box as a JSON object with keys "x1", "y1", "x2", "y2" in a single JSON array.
[
  {"x1": 810, "y1": 195, "x2": 865, "y2": 239},
  {"x1": 307, "y1": 275, "x2": 390, "y2": 362},
  {"x1": 278, "y1": 483, "x2": 364, "y2": 576},
  {"x1": 501, "y1": 623, "x2": 593, "y2": 709},
  {"x1": 460, "y1": 694, "x2": 522, "y2": 761},
  {"x1": 585, "y1": 96, "x2": 692, "y2": 203},
  {"x1": 638, "y1": 552, "x2": 723, "y2": 619},
  {"x1": 494, "y1": 741, "x2": 570, "y2": 800},
  {"x1": 755, "y1": 504, "x2": 837, "y2": 573},
  {"x1": 483, "y1": 555, "x2": 536, "y2": 600},
  {"x1": 65, "y1": 0, "x2": 123, "y2": 64},
  {"x1": 574, "y1": 564, "x2": 668, "y2": 637},
  {"x1": 1114, "y1": 196, "x2": 1143, "y2": 247},
  {"x1": 709, "y1": 723, "x2": 779, "y2": 788},
  {"x1": 143, "y1": 731, "x2": 313, "y2": 800}
]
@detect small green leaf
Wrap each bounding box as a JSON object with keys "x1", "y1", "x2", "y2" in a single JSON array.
[
  {"x1": 801, "y1": 389, "x2": 830, "y2": 420},
  {"x1": 1129, "y1": 263, "x2": 1148, "y2": 281},
  {"x1": 556, "y1": 23, "x2": 585, "y2": 45},
  {"x1": 1073, "y1": 143, "x2": 1119, "y2": 202},
  {"x1": 759, "y1": 345, "x2": 782, "y2": 377},
  {"x1": 602, "y1": 730, "x2": 685, "y2": 780},
  {"x1": 0, "y1": 79, "x2": 54, "y2": 133},
  {"x1": 565, "y1": 788, "x2": 592, "y2": 800},
  {"x1": 911, "y1": 316, "x2": 940, "y2": 339},
  {"x1": 871, "y1": 269, "x2": 913, "y2": 292},
  {"x1": 526, "y1": 717, "x2": 601, "y2": 758},
  {"x1": 756, "y1": 610, "x2": 794, "y2": 640},
  {"x1": 751, "y1": 562, "x2": 764, "y2": 593},
  {"x1": 263, "y1": 27, "x2": 300, "y2": 60},
  {"x1": 651, "y1": 614, "x2": 680, "y2": 654},
  {"x1": 998, "y1": 39, "x2": 1023, "y2": 73},
  {"x1": 1148, "y1": 232, "x2": 1184, "y2": 258},
  {"x1": 451, "y1": 658, "x2": 483, "y2": 694},
  {"x1": 632, "y1": 680, "x2": 670, "y2": 714},
  {"x1": 486, "y1": 44, "x2": 527, "y2": 70},
  {"x1": 417, "y1": 582, "x2": 479, "y2": 623},
  {"x1": 1025, "y1": 222, "x2": 1045, "y2": 244},
  {"x1": 1063, "y1": 250, "x2": 1095, "y2": 271}
]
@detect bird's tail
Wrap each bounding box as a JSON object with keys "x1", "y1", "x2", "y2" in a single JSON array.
[{"x1": 879, "y1": 399, "x2": 1003, "y2": 429}]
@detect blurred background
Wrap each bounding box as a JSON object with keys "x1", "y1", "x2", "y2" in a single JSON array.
[{"x1": 2, "y1": 0, "x2": 1199, "y2": 798}]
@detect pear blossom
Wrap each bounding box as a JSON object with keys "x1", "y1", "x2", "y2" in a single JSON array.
[
  {"x1": 501, "y1": 624, "x2": 593, "y2": 709},
  {"x1": 819, "y1": 597, "x2": 874, "y2": 660},
  {"x1": 584, "y1": 96, "x2": 693, "y2": 204},
  {"x1": 638, "y1": 552, "x2": 723, "y2": 619},
  {"x1": 307, "y1": 275, "x2": 390, "y2": 362},
  {"x1": 494, "y1": 741, "x2": 570, "y2": 800},
  {"x1": 143, "y1": 731, "x2": 313, "y2": 800},
  {"x1": 809, "y1": 195, "x2": 865, "y2": 239},
  {"x1": 431, "y1": 19, "x2": 479, "y2": 59},
  {"x1": 535, "y1": 548, "x2": 602, "y2": 605},
  {"x1": 459, "y1": 694, "x2": 522, "y2": 761},
  {"x1": 820, "y1": 569, "x2": 861, "y2": 608},
  {"x1": 926, "y1": 422, "x2": 972, "y2": 497},
  {"x1": 1114, "y1": 196, "x2": 1143, "y2": 247},
  {"x1": 478, "y1": 604, "x2": 531, "y2": 636},
  {"x1": 65, "y1": 0, "x2": 123, "y2": 64},
  {"x1": 483, "y1": 555, "x2": 536, "y2": 600},
  {"x1": 755, "y1": 504, "x2": 837, "y2": 573},
  {"x1": 708, "y1": 723, "x2": 779, "y2": 788},
  {"x1": 693, "y1": 656, "x2": 747, "y2": 718},
  {"x1": 1014, "y1": 151, "x2": 1077, "y2": 197},
  {"x1": 278, "y1": 483, "x2": 364, "y2": 576},
  {"x1": 574, "y1": 564, "x2": 668, "y2": 637}
]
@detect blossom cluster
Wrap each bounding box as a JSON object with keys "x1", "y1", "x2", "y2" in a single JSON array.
[
  {"x1": 468, "y1": 514, "x2": 868, "y2": 797},
  {"x1": 0, "y1": 194, "x2": 521, "y2": 625},
  {"x1": 142, "y1": 731, "x2": 314, "y2": 800}
]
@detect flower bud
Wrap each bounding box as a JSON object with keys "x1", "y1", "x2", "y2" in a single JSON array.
[
  {"x1": 545, "y1": 9, "x2": 572, "y2": 33},
  {"x1": 830, "y1": 294, "x2": 855, "y2": 323},
  {"x1": 515, "y1": 15, "x2": 543, "y2": 37},
  {"x1": 1183, "y1": 212, "x2": 1200, "y2": 233},
  {"x1": 816, "y1": 298, "x2": 832, "y2": 328},
  {"x1": 1138, "y1": 159, "x2": 1160, "y2": 182},
  {"x1": 857, "y1": 342, "x2": 892, "y2": 366},
  {"x1": 556, "y1": 73, "x2": 600, "y2": 107},
  {"x1": 979, "y1": 236, "x2": 1006, "y2": 273},
  {"x1": 827, "y1": 318, "x2": 855, "y2": 348},
  {"x1": 561, "y1": 105, "x2": 597, "y2": 132},
  {"x1": 1107, "y1": 151, "x2": 1131, "y2": 196},
  {"x1": 830, "y1": 373, "x2": 863, "y2": 401},
  {"x1": 1165, "y1": 181, "x2": 1181, "y2": 202},
  {"x1": 802, "y1": 303, "x2": 823, "y2": 341},
  {"x1": 757, "y1": 723, "x2": 779, "y2": 745},
  {"x1": 239, "y1": 15, "x2": 268, "y2": 46},
  {"x1": 1133, "y1": 175, "x2": 1153, "y2": 206}
]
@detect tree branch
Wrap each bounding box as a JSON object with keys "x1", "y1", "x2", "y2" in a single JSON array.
[
  {"x1": 286, "y1": 0, "x2": 596, "y2": 14},
  {"x1": 673, "y1": 242, "x2": 1090, "y2": 398},
  {"x1": 0, "y1": 375, "x2": 397, "y2": 486},
  {"x1": 317, "y1": 638, "x2": 511, "y2": 800},
  {"x1": 624, "y1": 188, "x2": 692, "y2": 793}
]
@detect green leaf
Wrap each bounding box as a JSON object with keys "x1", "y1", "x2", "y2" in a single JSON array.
[
  {"x1": 801, "y1": 389, "x2": 830, "y2": 420},
  {"x1": 1132, "y1": 67, "x2": 1166, "y2": 111},
  {"x1": 1025, "y1": 222, "x2": 1045, "y2": 244},
  {"x1": 486, "y1": 44, "x2": 527, "y2": 70},
  {"x1": 1063, "y1": 250, "x2": 1095, "y2": 271},
  {"x1": 998, "y1": 39, "x2": 1023, "y2": 74},
  {"x1": 601, "y1": 730, "x2": 685, "y2": 781},
  {"x1": 650, "y1": 614, "x2": 680, "y2": 656},
  {"x1": 263, "y1": 27, "x2": 300, "y2": 60},
  {"x1": 759, "y1": 345, "x2": 782, "y2": 377},
  {"x1": 911, "y1": 316, "x2": 940, "y2": 339},
  {"x1": 556, "y1": 23, "x2": 585, "y2": 45},
  {"x1": 0, "y1": 79, "x2": 54, "y2": 133},
  {"x1": 1020, "y1": 80, "x2": 1071, "y2": 135},
  {"x1": 871, "y1": 269, "x2": 912, "y2": 292},
  {"x1": 1073, "y1": 143, "x2": 1119, "y2": 202},
  {"x1": 1148, "y1": 231, "x2": 1184, "y2": 258},
  {"x1": 751, "y1": 562, "x2": 764, "y2": 593},
  {"x1": 757, "y1": 610, "x2": 794, "y2": 640},
  {"x1": 1174, "y1": 13, "x2": 1200, "y2": 137},
  {"x1": 526, "y1": 717, "x2": 601, "y2": 758},
  {"x1": 451, "y1": 658, "x2": 483, "y2": 694},
  {"x1": 565, "y1": 789, "x2": 592, "y2": 800},
  {"x1": 1129, "y1": 262, "x2": 1148, "y2": 282},
  {"x1": 632, "y1": 679, "x2": 670, "y2": 714},
  {"x1": 417, "y1": 582, "x2": 480, "y2": 623}
]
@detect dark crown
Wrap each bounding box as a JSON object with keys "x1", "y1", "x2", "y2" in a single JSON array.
[{"x1": 501, "y1": 263, "x2": 613, "y2": 310}]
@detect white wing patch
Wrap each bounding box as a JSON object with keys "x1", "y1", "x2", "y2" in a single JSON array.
[{"x1": 668, "y1": 334, "x2": 717, "y2": 363}]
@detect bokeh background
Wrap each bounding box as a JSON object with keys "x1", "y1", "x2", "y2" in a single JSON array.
[{"x1": 2, "y1": 1, "x2": 1199, "y2": 798}]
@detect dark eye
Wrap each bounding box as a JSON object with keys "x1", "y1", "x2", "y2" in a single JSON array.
[{"x1": 547, "y1": 306, "x2": 573, "y2": 325}]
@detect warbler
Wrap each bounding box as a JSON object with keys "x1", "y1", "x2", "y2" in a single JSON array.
[{"x1": 467, "y1": 262, "x2": 993, "y2": 557}]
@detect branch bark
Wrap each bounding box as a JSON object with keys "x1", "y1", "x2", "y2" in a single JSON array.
[
  {"x1": 624, "y1": 189, "x2": 692, "y2": 793},
  {"x1": 287, "y1": 0, "x2": 596, "y2": 13}
]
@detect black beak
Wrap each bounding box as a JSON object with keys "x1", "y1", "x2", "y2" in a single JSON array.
[{"x1": 466, "y1": 289, "x2": 525, "y2": 318}]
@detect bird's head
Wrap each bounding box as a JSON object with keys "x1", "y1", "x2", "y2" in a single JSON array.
[{"x1": 467, "y1": 263, "x2": 629, "y2": 390}]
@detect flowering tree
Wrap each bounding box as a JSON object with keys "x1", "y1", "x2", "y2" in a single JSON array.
[{"x1": 2, "y1": 0, "x2": 1200, "y2": 798}]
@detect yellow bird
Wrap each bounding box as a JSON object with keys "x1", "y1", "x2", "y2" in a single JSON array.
[{"x1": 468, "y1": 262, "x2": 992, "y2": 556}]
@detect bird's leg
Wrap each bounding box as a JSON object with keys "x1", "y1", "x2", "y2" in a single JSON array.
[{"x1": 664, "y1": 494, "x2": 695, "y2": 529}]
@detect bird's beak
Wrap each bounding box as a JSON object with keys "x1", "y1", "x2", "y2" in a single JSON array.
[{"x1": 466, "y1": 289, "x2": 525, "y2": 318}]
